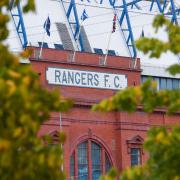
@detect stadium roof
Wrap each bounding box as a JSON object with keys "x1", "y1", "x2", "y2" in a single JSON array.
[{"x1": 6, "y1": 0, "x2": 180, "y2": 77}]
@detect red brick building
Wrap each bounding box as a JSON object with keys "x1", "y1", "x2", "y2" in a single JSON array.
[{"x1": 30, "y1": 47, "x2": 179, "y2": 180}]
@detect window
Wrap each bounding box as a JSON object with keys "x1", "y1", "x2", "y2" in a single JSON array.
[
  {"x1": 38, "y1": 42, "x2": 48, "y2": 48},
  {"x1": 160, "y1": 78, "x2": 166, "y2": 89},
  {"x1": 167, "y1": 79, "x2": 173, "y2": 90},
  {"x1": 153, "y1": 77, "x2": 160, "y2": 90},
  {"x1": 108, "y1": 50, "x2": 116, "y2": 56},
  {"x1": 141, "y1": 76, "x2": 147, "y2": 83},
  {"x1": 93, "y1": 48, "x2": 103, "y2": 55},
  {"x1": 70, "y1": 140, "x2": 112, "y2": 180},
  {"x1": 130, "y1": 148, "x2": 141, "y2": 166},
  {"x1": 78, "y1": 142, "x2": 88, "y2": 180},
  {"x1": 54, "y1": 44, "x2": 64, "y2": 50},
  {"x1": 172, "y1": 79, "x2": 179, "y2": 89},
  {"x1": 141, "y1": 76, "x2": 180, "y2": 90},
  {"x1": 127, "y1": 135, "x2": 143, "y2": 167},
  {"x1": 105, "y1": 153, "x2": 111, "y2": 172},
  {"x1": 91, "y1": 143, "x2": 101, "y2": 180},
  {"x1": 70, "y1": 152, "x2": 75, "y2": 178}
]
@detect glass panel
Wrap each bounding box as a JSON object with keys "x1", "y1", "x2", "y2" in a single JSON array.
[
  {"x1": 94, "y1": 48, "x2": 103, "y2": 55},
  {"x1": 172, "y1": 79, "x2": 179, "y2": 89},
  {"x1": 105, "y1": 153, "x2": 111, "y2": 172},
  {"x1": 54, "y1": 43, "x2": 64, "y2": 50},
  {"x1": 131, "y1": 148, "x2": 140, "y2": 166},
  {"x1": 108, "y1": 50, "x2": 116, "y2": 56},
  {"x1": 160, "y1": 78, "x2": 166, "y2": 89},
  {"x1": 153, "y1": 77, "x2": 160, "y2": 90},
  {"x1": 78, "y1": 142, "x2": 88, "y2": 180},
  {"x1": 38, "y1": 42, "x2": 48, "y2": 48},
  {"x1": 141, "y1": 76, "x2": 147, "y2": 83},
  {"x1": 70, "y1": 152, "x2": 75, "y2": 179},
  {"x1": 91, "y1": 142, "x2": 101, "y2": 180},
  {"x1": 167, "y1": 79, "x2": 173, "y2": 90}
]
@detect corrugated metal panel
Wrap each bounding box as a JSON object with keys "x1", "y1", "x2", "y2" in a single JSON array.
[
  {"x1": 141, "y1": 64, "x2": 180, "y2": 79},
  {"x1": 56, "y1": 23, "x2": 75, "y2": 51},
  {"x1": 80, "y1": 26, "x2": 92, "y2": 53}
]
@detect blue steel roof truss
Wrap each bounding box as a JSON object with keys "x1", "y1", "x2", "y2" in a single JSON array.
[
  {"x1": 116, "y1": 0, "x2": 139, "y2": 59},
  {"x1": 150, "y1": 0, "x2": 178, "y2": 25},
  {"x1": 10, "y1": 1, "x2": 28, "y2": 49},
  {"x1": 115, "y1": 0, "x2": 179, "y2": 59},
  {"x1": 150, "y1": 0, "x2": 163, "y2": 12},
  {"x1": 168, "y1": 0, "x2": 178, "y2": 25},
  {"x1": 8, "y1": 0, "x2": 179, "y2": 58},
  {"x1": 66, "y1": 0, "x2": 85, "y2": 51},
  {"x1": 64, "y1": 0, "x2": 139, "y2": 58}
]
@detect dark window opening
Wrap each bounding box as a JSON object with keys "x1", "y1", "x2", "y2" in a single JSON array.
[
  {"x1": 70, "y1": 140, "x2": 112, "y2": 180},
  {"x1": 38, "y1": 42, "x2": 48, "y2": 48},
  {"x1": 70, "y1": 152, "x2": 75, "y2": 178},
  {"x1": 108, "y1": 50, "x2": 116, "y2": 56},
  {"x1": 54, "y1": 44, "x2": 64, "y2": 50},
  {"x1": 105, "y1": 153, "x2": 111, "y2": 172},
  {"x1": 94, "y1": 48, "x2": 103, "y2": 55},
  {"x1": 91, "y1": 142, "x2": 101, "y2": 180},
  {"x1": 78, "y1": 142, "x2": 88, "y2": 180},
  {"x1": 131, "y1": 148, "x2": 141, "y2": 166}
]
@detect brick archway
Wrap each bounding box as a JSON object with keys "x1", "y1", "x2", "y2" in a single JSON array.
[
  {"x1": 70, "y1": 132, "x2": 114, "y2": 166},
  {"x1": 69, "y1": 132, "x2": 115, "y2": 180}
]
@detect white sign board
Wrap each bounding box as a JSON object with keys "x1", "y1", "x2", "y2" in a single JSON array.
[{"x1": 46, "y1": 67, "x2": 128, "y2": 90}]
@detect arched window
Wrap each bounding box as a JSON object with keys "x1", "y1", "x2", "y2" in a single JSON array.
[{"x1": 70, "y1": 140, "x2": 112, "y2": 180}]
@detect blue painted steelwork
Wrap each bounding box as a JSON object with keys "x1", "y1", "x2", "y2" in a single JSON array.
[
  {"x1": 64, "y1": 0, "x2": 140, "y2": 58},
  {"x1": 10, "y1": 1, "x2": 28, "y2": 49},
  {"x1": 63, "y1": 0, "x2": 179, "y2": 59},
  {"x1": 131, "y1": 2, "x2": 141, "y2": 10},
  {"x1": 165, "y1": 0, "x2": 178, "y2": 25},
  {"x1": 66, "y1": 0, "x2": 85, "y2": 51},
  {"x1": 149, "y1": 0, "x2": 178, "y2": 25},
  {"x1": 149, "y1": 0, "x2": 163, "y2": 12},
  {"x1": 100, "y1": 0, "x2": 142, "y2": 59},
  {"x1": 115, "y1": 0, "x2": 142, "y2": 9},
  {"x1": 114, "y1": 0, "x2": 179, "y2": 59},
  {"x1": 117, "y1": 0, "x2": 137, "y2": 58}
]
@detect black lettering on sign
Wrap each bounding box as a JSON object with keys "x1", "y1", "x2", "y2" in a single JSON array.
[
  {"x1": 104, "y1": 75, "x2": 109, "y2": 87},
  {"x1": 55, "y1": 70, "x2": 61, "y2": 83},
  {"x1": 87, "y1": 73, "x2": 93, "y2": 86},
  {"x1": 62, "y1": 71, "x2": 68, "y2": 84},
  {"x1": 114, "y1": 76, "x2": 120, "y2": 88},
  {"x1": 81, "y1": 72, "x2": 87, "y2": 85},
  {"x1": 94, "y1": 74, "x2": 99, "y2": 86},
  {"x1": 75, "y1": 72, "x2": 80, "y2": 84},
  {"x1": 68, "y1": 71, "x2": 74, "y2": 84}
]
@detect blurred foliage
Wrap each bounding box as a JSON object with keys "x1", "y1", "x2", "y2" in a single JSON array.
[
  {"x1": 167, "y1": 64, "x2": 180, "y2": 75},
  {"x1": 93, "y1": 15, "x2": 180, "y2": 114},
  {"x1": 99, "y1": 168, "x2": 119, "y2": 180},
  {"x1": 136, "y1": 15, "x2": 180, "y2": 75},
  {"x1": 93, "y1": 79, "x2": 180, "y2": 114},
  {"x1": 136, "y1": 15, "x2": 180, "y2": 57},
  {"x1": 0, "y1": 0, "x2": 72, "y2": 179},
  {"x1": 96, "y1": 15, "x2": 180, "y2": 180},
  {"x1": 121, "y1": 127, "x2": 180, "y2": 180}
]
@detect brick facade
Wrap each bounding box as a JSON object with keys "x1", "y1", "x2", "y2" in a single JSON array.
[{"x1": 29, "y1": 47, "x2": 179, "y2": 179}]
